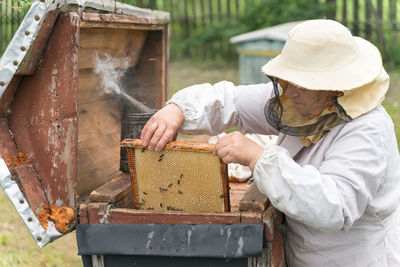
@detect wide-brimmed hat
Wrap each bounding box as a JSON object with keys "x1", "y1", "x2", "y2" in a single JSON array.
[{"x1": 262, "y1": 19, "x2": 382, "y2": 91}]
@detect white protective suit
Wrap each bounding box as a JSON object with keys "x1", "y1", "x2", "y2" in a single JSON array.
[{"x1": 167, "y1": 81, "x2": 400, "y2": 267}]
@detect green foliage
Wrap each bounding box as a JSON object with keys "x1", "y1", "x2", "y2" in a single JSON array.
[
  {"x1": 238, "y1": 0, "x2": 329, "y2": 31},
  {"x1": 176, "y1": 0, "x2": 331, "y2": 61}
]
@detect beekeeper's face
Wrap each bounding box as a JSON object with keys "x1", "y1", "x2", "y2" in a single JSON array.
[{"x1": 285, "y1": 83, "x2": 338, "y2": 118}]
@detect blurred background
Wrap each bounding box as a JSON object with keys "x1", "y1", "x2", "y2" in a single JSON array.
[{"x1": 0, "y1": 0, "x2": 399, "y2": 266}]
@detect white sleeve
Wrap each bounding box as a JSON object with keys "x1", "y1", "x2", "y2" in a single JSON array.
[
  {"x1": 253, "y1": 116, "x2": 386, "y2": 232},
  {"x1": 166, "y1": 81, "x2": 239, "y2": 135},
  {"x1": 167, "y1": 81, "x2": 278, "y2": 135}
]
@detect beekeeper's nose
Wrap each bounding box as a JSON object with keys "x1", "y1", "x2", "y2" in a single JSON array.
[{"x1": 285, "y1": 83, "x2": 300, "y2": 99}]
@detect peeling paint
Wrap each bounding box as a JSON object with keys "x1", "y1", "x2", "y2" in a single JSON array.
[
  {"x1": 62, "y1": 119, "x2": 77, "y2": 208},
  {"x1": 235, "y1": 236, "x2": 244, "y2": 257},
  {"x1": 99, "y1": 204, "x2": 112, "y2": 224},
  {"x1": 187, "y1": 230, "x2": 192, "y2": 248},
  {"x1": 145, "y1": 231, "x2": 155, "y2": 249},
  {"x1": 55, "y1": 199, "x2": 64, "y2": 207}
]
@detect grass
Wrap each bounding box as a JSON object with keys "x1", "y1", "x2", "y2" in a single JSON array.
[
  {"x1": 0, "y1": 190, "x2": 82, "y2": 267},
  {"x1": 0, "y1": 60, "x2": 399, "y2": 266}
]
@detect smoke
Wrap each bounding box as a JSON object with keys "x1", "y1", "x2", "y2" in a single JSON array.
[
  {"x1": 93, "y1": 54, "x2": 129, "y2": 95},
  {"x1": 93, "y1": 54, "x2": 155, "y2": 113}
]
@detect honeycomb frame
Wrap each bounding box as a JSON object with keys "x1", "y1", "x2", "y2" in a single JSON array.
[{"x1": 121, "y1": 139, "x2": 230, "y2": 212}]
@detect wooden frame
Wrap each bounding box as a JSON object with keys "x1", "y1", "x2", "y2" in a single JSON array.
[{"x1": 121, "y1": 139, "x2": 230, "y2": 212}]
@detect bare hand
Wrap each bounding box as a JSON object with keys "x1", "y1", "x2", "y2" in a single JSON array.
[
  {"x1": 141, "y1": 104, "x2": 184, "y2": 151},
  {"x1": 213, "y1": 132, "x2": 264, "y2": 171}
]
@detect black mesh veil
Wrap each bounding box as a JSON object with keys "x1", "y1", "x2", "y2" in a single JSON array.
[{"x1": 264, "y1": 76, "x2": 352, "y2": 137}]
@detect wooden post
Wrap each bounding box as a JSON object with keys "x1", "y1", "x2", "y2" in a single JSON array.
[
  {"x1": 208, "y1": 0, "x2": 214, "y2": 59},
  {"x1": 227, "y1": 0, "x2": 231, "y2": 18},
  {"x1": 208, "y1": 0, "x2": 213, "y2": 23},
  {"x1": 326, "y1": 0, "x2": 336, "y2": 20},
  {"x1": 389, "y1": 0, "x2": 397, "y2": 30},
  {"x1": 149, "y1": 0, "x2": 156, "y2": 9},
  {"x1": 183, "y1": 0, "x2": 190, "y2": 57},
  {"x1": 5, "y1": 0, "x2": 8, "y2": 53},
  {"x1": 11, "y1": 0, "x2": 14, "y2": 35},
  {"x1": 0, "y1": 2, "x2": 2, "y2": 53},
  {"x1": 235, "y1": 0, "x2": 239, "y2": 17},
  {"x1": 353, "y1": 0, "x2": 359, "y2": 36},
  {"x1": 200, "y1": 0, "x2": 205, "y2": 27},
  {"x1": 191, "y1": 0, "x2": 196, "y2": 29},
  {"x1": 341, "y1": 0, "x2": 347, "y2": 26},
  {"x1": 366, "y1": 0, "x2": 388, "y2": 62},
  {"x1": 217, "y1": 0, "x2": 222, "y2": 18},
  {"x1": 365, "y1": 0, "x2": 372, "y2": 39}
]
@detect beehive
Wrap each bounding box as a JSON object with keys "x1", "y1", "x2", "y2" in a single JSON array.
[{"x1": 121, "y1": 139, "x2": 230, "y2": 213}]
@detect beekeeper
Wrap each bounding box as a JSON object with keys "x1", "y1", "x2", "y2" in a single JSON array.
[{"x1": 141, "y1": 20, "x2": 400, "y2": 266}]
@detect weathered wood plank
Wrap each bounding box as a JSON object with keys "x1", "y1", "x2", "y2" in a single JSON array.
[
  {"x1": 89, "y1": 172, "x2": 131, "y2": 204},
  {"x1": 0, "y1": 118, "x2": 18, "y2": 168},
  {"x1": 0, "y1": 76, "x2": 22, "y2": 115},
  {"x1": 240, "y1": 211, "x2": 262, "y2": 223},
  {"x1": 79, "y1": 203, "x2": 89, "y2": 224},
  {"x1": 79, "y1": 27, "x2": 148, "y2": 70},
  {"x1": 263, "y1": 205, "x2": 284, "y2": 243},
  {"x1": 229, "y1": 182, "x2": 249, "y2": 212},
  {"x1": 9, "y1": 12, "x2": 79, "y2": 209},
  {"x1": 91, "y1": 208, "x2": 242, "y2": 224},
  {"x1": 239, "y1": 182, "x2": 269, "y2": 212},
  {"x1": 14, "y1": 163, "x2": 49, "y2": 215}
]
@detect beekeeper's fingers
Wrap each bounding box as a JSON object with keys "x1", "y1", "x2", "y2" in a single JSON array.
[
  {"x1": 148, "y1": 121, "x2": 167, "y2": 151},
  {"x1": 155, "y1": 127, "x2": 176, "y2": 152},
  {"x1": 141, "y1": 117, "x2": 158, "y2": 147},
  {"x1": 214, "y1": 145, "x2": 234, "y2": 164},
  {"x1": 141, "y1": 104, "x2": 183, "y2": 147}
]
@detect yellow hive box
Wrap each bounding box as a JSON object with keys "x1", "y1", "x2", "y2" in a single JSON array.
[{"x1": 121, "y1": 139, "x2": 230, "y2": 213}]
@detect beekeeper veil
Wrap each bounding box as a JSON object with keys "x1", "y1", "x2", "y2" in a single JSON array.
[{"x1": 261, "y1": 19, "x2": 389, "y2": 146}]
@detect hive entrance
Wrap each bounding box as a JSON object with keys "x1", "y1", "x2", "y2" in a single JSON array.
[{"x1": 122, "y1": 139, "x2": 230, "y2": 213}]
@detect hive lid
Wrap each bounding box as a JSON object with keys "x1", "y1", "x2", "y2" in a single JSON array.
[{"x1": 0, "y1": 0, "x2": 169, "y2": 248}]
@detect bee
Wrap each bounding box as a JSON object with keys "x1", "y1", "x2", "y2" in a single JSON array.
[
  {"x1": 143, "y1": 191, "x2": 148, "y2": 195},
  {"x1": 158, "y1": 153, "x2": 165, "y2": 162},
  {"x1": 178, "y1": 190, "x2": 183, "y2": 194},
  {"x1": 160, "y1": 203, "x2": 163, "y2": 208},
  {"x1": 141, "y1": 148, "x2": 146, "y2": 153},
  {"x1": 168, "y1": 183, "x2": 173, "y2": 188}
]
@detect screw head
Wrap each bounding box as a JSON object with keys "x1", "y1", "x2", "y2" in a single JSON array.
[
  {"x1": 28, "y1": 217, "x2": 33, "y2": 222},
  {"x1": 25, "y1": 31, "x2": 30, "y2": 36},
  {"x1": 0, "y1": 82, "x2": 4, "y2": 86},
  {"x1": 20, "y1": 46, "x2": 26, "y2": 51},
  {"x1": 37, "y1": 236, "x2": 42, "y2": 241},
  {"x1": 34, "y1": 15, "x2": 40, "y2": 21},
  {"x1": 13, "y1": 61, "x2": 18, "y2": 66},
  {"x1": 19, "y1": 199, "x2": 24, "y2": 204}
]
